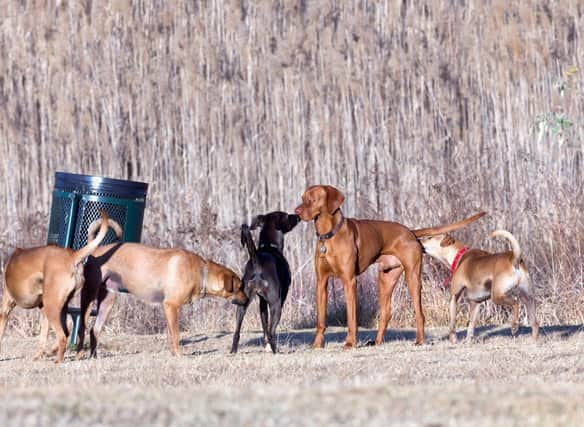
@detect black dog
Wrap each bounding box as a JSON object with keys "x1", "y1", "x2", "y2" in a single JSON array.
[{"x1": 231, "y1": 211, "x2": 299, "y2": 354}]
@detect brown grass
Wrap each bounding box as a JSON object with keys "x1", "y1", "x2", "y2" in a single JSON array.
[
  {"x1": 0, "y1": 2, "x2": 583, "y2": 338},
  {"x1": 1, "y1": 326, "x2": 584, "y2": 426}
]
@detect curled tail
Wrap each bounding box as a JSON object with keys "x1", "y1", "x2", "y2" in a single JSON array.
[
  {"x1": 412, "y1": 212, "x2": 486, "y2": 237},
  {"x1": 492, "y1": 229, "x2": 521, "y2": 266},
  {"x1": 73, "y1": 210, "x2": 110, "y2": 265},
  {"x1": 87, "y1": 217, "x2": 123, "y2": 244},
  {"x1": 240, "y1": 224, "x2": 258, "y2": 265}
]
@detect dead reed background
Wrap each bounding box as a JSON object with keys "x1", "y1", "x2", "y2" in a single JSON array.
[{"x1": 0, "y1": 1, "x2": 583, "y2": 338}]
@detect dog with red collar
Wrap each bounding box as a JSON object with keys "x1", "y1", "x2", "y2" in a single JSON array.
[{"x1": 418, "y1": 230, "x2": 539, "y2": 343}]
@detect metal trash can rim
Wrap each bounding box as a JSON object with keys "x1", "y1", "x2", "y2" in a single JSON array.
[{"x1": 54, "y1": 171, "x2": 148, "y2": 199}]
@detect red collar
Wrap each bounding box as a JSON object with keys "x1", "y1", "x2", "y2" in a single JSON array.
[{"x1": 443, "y1": 247, "x2": 469, "y2": 287}]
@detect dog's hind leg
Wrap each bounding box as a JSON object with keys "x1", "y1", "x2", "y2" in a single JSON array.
[
  {"x1": 33, "y1": 310, "x2": 50, "y2": 360},
  {"x1": 492, "y1": 277, "x2": 521, "y2": 336},
  {"x1": 259, "y1": 297, "x2": 270, "y2": 351},
  {"x1": 403, "y1": 258, "x2": 425, "y2": 345},
  {"x1": 518, "y1": 275, "x2": 539, "y2": 340},
  {"x1": 267, "y1": 302, "x2": 282, "y2": 354},
  {"x1": 89, "y1": 287, "x2": 117, "y2": 358},
  {"x1": 0, "y1": 290, "x2": 16, "y2": 355},
  {"x1": 76, "y1": 284, "x2": 98, "y2": 360},
  {"x1": 374, "y1": 266, "x2": 403, "y2": 345},
  {"x1": 465, "y1": 301, "x2": 482, "y2": 343},
  {"x1": 510, "y1": 302, "x2": 519, "y2": 335},
  {"x1": 43, "y1": 304, "x2": 68, "y2": 363},
  {"x1": 231, "y1": 302, "x2": 250, "y2": 354}
]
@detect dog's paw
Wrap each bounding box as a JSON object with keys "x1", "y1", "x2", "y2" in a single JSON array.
[
  {"x1": 312, "y1": 336, "x2": 325, "y2": 349},
  {"x1": 343, "y1": 342, "x2": 356, "y2": 350},
  {"x1": 32, "y1": 351, "x2": 46, "y2": 361}
]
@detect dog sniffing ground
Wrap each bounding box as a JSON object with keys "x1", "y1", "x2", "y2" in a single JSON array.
[{"x1": 1, "y1": 325, "x2": 584, "y2": 427}]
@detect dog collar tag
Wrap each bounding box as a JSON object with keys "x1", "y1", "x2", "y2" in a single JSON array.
[{"x1": 319, "y1": 243, "x2": 327, "y2": 254}]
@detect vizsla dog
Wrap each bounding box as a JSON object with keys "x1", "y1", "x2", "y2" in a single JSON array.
[
  {"x1": 1, "y1": 211, "x2": 110, "y2": 362},
  {"x1": 417, "y1": 230, "x2": 538, "y2": 342},
  {"x1": 75, "y1": 220, "x2": 249, "y2": 359},
  {"x1": 231, "y1": 212, "x2": 299, "y2": 354},
  {"x1": 295, "y1": 185, "x2": 485, "y2": 349}
]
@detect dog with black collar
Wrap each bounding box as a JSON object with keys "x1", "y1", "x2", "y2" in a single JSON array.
[{"x1": 231, "y1": 211, "x2": 300, "y2": 354}]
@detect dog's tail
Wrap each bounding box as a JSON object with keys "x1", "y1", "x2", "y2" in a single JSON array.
[
  {"x1": 241, "y1": 224, "x2": 258, "y2": 265},
  {"x1": 87, "y1": 216, "x2": 123, "y2": 244},
  {"x1": 412, "y1": 212, "x2": 486, "y2": 238},
  {"x1": 72, "y1": 210, "x2": 111, "y2": 266},
  {"x1": 492, "y1": 229, "x2": 521, "y2": 266}
]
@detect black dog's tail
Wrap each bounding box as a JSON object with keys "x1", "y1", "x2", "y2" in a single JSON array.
[{"x1": 241, "y1": 224, "x2": 258, "y2": 265}]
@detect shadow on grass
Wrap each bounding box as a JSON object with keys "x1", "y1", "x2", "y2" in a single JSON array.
[
  {"x1": 448, "y1": 324, "x2": 584, "y2": 342},
  {"x1": 180, "y1": 332, "x2": 230, "y2": 346},
  {"x1": 241, "y1": 324, "x2": 584, "y2": 349},
  {"x1": 243, "y1": 328, "x2": 418, "y2": 348}
]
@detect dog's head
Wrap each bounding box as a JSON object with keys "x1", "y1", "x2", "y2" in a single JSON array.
[
  {"x1": 250, "y1": 211, "x2": 300, "y2": 234},
  {"x1": 294, "y1": 185, "x2": 345, "y2": 221},
  {"x1": 417, "y1": 234, "x2": 455, "y2": 258},
  {"x1": 207, "y1": 261, "x2": 248, "y2": 305},
  {"x1": 245, "y1": 211, "x2": 300, "y2": 252}
]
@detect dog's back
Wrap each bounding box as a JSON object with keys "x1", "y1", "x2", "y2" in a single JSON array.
[{"x1": 241, "y1": 224, "x2": 292, "y2": 302}]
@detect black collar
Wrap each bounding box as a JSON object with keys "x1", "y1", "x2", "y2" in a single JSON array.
[
  {"x1": 258, "y1": 242, "x2": 281, "y2": 251},
  {"x1": 316, "y1": 211, "x2": 345, "y2": 241}
]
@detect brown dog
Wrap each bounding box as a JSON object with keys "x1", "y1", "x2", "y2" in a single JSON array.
[
  {"x1": 295, "y1": 185, "x2": 485, "y2": 349},
  {"x1": 417, "y1": 229, "x2": 538, "y2": 342},
  {"x1": 1, "y1": 211, "x2": 110, "y2": 362},
  {"x1": 75, "y1": 221, "x2": 249, "y2": 358}
]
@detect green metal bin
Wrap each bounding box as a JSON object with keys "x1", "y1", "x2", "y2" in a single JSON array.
[{"x1": 46, "y1": 172, "x2": 149, "y2": 345}]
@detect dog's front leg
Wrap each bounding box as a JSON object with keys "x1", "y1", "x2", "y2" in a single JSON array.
[
  {"x1": 342, "y1": 276, "x2": 358, "y2": 349},
  {"x1": 448, "y1": 294, "x2": 459, "y2": 343},
  {"x1": 231, "y1": 302, "x2": 249, "y2": 354},
  {"x1": 163, "y1": 300, "x2": 182, "y2": 356},
  {"x1": 313, "y1": 273, "x2": 330, "y2": 349}
]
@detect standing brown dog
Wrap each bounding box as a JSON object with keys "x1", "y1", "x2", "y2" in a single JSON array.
[
  {"x1": 75, "y1": 220, "x2": 249, "y2": 358},
  {"x1": 418, "y1": 229, "x2": 538, "y2": 342},
  {"x1": 295, "y1": 185, "x2": 485, "y2": 349},
  {"x1": 1, "y1": 211, "x2": 110, "y2": 362}
]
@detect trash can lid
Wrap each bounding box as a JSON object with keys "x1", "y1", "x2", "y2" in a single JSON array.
[{"x1": 54, "y1": 171, "x2": 148, "y2": 199}]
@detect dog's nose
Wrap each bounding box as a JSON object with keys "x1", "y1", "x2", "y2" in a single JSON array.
[{"x1": 294, "y1": 205, "x2": 302, "y2": 215}]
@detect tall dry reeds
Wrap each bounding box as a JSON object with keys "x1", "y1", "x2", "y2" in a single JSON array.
[{"x1": 0, "y1": 1, "x2": 583, "y2": 337}]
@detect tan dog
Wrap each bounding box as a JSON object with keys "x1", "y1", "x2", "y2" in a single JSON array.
[
  {"x1": 75, "y1": 220, "x2": 249, "y2": 358},
  {"x1": 417, "y1": 230, "x2": 538, "y2": 342},
  {"x1": 294, "y1": 185, "x2": 485, "y2": 349},
  {"x1": 1, "y1": 211, "x2": 110, "y2": 362}
]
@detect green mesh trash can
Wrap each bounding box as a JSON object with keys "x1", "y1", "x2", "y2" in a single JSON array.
[{"x1": 47, "y1": 171, "x2": 149, "y2": 345}]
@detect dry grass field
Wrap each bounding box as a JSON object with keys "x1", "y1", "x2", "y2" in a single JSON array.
[
  {"x1": 0, "y1": 1, "x2": 583, "y2": 426},
  {"x1": 1, "y1": 325, "x2": 584, "y2": 426}
]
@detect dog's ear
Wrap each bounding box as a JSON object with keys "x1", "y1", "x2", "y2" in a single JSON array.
[
  {"x1": 440, "y1": 235, "x2": 455, "y2": 247},
  {"x1": 249, "y1": 215, "x2": 265, "y2": 230},
  {"x1": 224, "y1": 273, "x2": 236, "y2": 293},
  {"x1": 240, "y1": 224, "x2": 250, "y2": 247},
  {"x1": 324, "y1": 186, "x2": 345, "y2": 214},
  {"x1": 277, "y1": 213, "x2": 300, "y2": 233}
]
